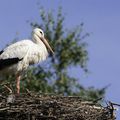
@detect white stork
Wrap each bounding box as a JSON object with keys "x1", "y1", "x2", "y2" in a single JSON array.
[{"x1": 0, "y1": 28, "x2": 54, "y2": 94}]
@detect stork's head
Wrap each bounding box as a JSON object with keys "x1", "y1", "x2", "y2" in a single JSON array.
[{"x1": 32, "y1": 28, "x2": 54, "y2": 55}]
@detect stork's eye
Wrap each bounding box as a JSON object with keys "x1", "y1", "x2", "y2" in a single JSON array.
[{"x1": 40, "y1": 31, "x2": 43, "y2": 34}]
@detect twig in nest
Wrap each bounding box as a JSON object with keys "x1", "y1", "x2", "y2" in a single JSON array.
[
  {"x1": 109, "y1": 101, "x2": 120, "y2": 107},
  {"x1": 93, "y1": 97, "x2": 103, "y2": 103},
  {"x1": 109, "y1": 101, "x2": 114, "y2": 118},
  {"x1": 26, "y1": 88, "x2": 32, "y2": 96},
  {"x1": 3, "y1": 85, "x2": 12, "y2": 94}
]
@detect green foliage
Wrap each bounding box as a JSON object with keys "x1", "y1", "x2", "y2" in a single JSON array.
[{"x1": 0, "y1": 7, "x2": 106, "y2": 101}]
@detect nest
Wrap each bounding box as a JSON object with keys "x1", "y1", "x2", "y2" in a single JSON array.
[{"x1": 0, "y1": 93, "x2": 116, "y2": 120}]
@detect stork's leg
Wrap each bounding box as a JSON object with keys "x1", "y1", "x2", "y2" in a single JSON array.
[{"x1": 16, "y1": 74, "x2": 21, "y2": 94}]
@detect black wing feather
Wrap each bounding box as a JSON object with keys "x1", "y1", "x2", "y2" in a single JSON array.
[
  {"x1": 0, "y1": 58, "x2": 23, "y2": 70},
  {"x1": 0, "y1": 50, "x2": 4, "y2": 55}
]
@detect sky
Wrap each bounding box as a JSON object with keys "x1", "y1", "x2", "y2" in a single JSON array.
[{"x1": 0, "y1": 0, "x2": 120, "y2": 119}]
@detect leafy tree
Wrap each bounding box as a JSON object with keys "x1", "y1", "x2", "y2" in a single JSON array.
[{"x1": 0, "y1": 7, "x2": 105, "y2": 101}]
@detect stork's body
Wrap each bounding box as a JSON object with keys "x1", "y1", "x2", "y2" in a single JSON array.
[{"x1": 0, "y1": 28, "x2": 54, "y2": 94}]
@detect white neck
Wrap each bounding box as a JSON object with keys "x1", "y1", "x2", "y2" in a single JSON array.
[{"x1": 32, "y1": 34, "x2": 48, "y2": 61}]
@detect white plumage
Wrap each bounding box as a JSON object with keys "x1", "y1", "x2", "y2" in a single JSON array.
[
  {"x1": 0, "y1": 28, "x2": 54, "y2": 94},
  {"x1": 1, "y1": 40, "x2": 48, "y2": 73}
]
